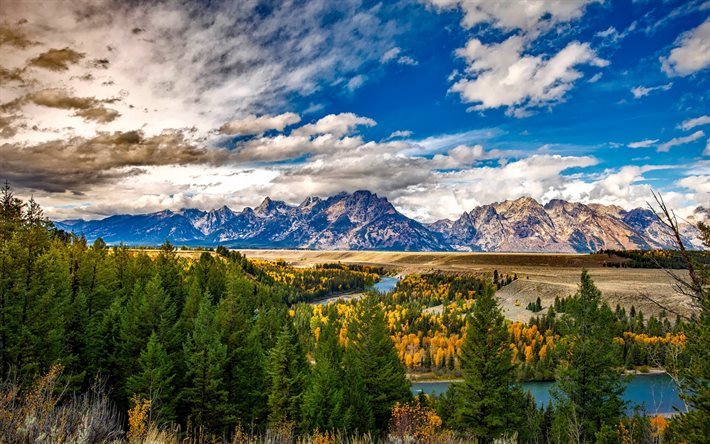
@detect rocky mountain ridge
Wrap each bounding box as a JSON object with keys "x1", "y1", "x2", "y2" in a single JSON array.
[{"x1": 56, "y1": 191, "x2": 703, "y2": 252}]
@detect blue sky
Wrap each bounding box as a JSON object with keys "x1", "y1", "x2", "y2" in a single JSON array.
[{"x1": 0, "y1": 0, "x2": 708, "y2": 221}]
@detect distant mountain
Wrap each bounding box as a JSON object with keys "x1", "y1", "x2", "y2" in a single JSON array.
[
  {"x1": 428, "y1": 197, "x2": 702, "y2": 252},
  {"x1": 55, "y1": 192, "x2": 703, "y2": 252},
  {"x1": 56, "y1": 190, "x2": 449, "y2": 251}
]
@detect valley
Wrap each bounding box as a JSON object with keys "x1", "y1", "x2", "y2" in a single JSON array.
[{"x1": 238, "y1": 249, "x2": 694, "y2": 319}]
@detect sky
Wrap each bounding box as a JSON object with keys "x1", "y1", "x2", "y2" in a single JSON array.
[{"x1": 0, "y1": 0, "x2": 708, "y2": 223}]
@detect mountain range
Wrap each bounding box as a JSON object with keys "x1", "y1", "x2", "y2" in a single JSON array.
[{"x1": 55, "y1": 190, "x2": 704, "y2": 252}]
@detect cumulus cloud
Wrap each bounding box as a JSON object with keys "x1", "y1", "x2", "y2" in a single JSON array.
[
  {"x1": 628, "y1": 139, "x2": 658, "y2": 148},
  {"x1": 630, "y1": 82, "x2": 672, "y2": 98},
  {"x1": 0, "y1": 0, "x2": 400, "y2": 143},
  {"x1": 451, "y1": 36, "x2": 607, "y2": 116},
  {"x1": 293, "y1": 113, "x2": 375, "y2": 138},
  {"x1": 661, "y1": 19, "x2": 710, "y2": 76},
  {"x1": 220, "y1": 112, "x2": 301, "y2": 135},
  {"x1": 657, "y1": 130, "x2": 705, "y2": 152},
  {"x1": 680, "y1": 115, "x2": 710, "y2": 130},
  {"x1": 1, "y1": 130, "x2": 222, "y2": 192},
  {"x1": 427, "y1": 0, "x2": 595, "y2": 32},
  {"x1": 678, "y1": 175, "x2": 710, "y2": 194},
  {"x1": 428, "y1": 0, "x2": 604, "y2": 116}
]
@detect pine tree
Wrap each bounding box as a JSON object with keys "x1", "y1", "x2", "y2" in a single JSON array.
[
  {"x1": 181, "y1": 298, "x2": 230, "y2": 432},
  {"x1": 343, "y1": 298, "x2": 411, "y2": 433},
  {"x1": 266, "y1": 320, "x2": 309, "y2": 427},
  {"x1": 126, "y1": 331, "x2": 176, "y2": 424},
  {"x1": 553, "y1": 270, "x2": 625, "y2": 443},
  {"x1": 302, "y1": 316, "x2": 344, "y2": 430},
  {"x1": 454, "y1": 284, "x2": 522, "y2": 442},
  {"x1": 119, "y1": 275, "x2": 177, "y2": 372}
]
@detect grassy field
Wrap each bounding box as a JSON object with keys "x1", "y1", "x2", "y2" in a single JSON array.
[{"x1": 238, "y1": 249, "x2": 693, "y2": 321}]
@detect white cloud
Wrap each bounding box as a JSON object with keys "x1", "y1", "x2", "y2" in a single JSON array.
[
  {"x1": 381, "y1": 47, "x2": 402, "y2": 63},
  {"x1": 705, "y1": 138, "x2": 710, "y2": 156},
  {"x1": 426, "y1": 0, "x2": 603, "y2": 117},
  {"x1": 346, "y1": 75, "x2": 367, "y2": 92},
  {"x1": 630, "y1": 82, "x2": 672, "y2": 98},
  {"x1": 381, "y1": 47, "x2": 418, "y2": 65},
  {"x1": 397, "y1": 55, "x2": 419, "y2": 66},
  {"x1": 294, "y1": 113, "x2": 375, "y2": 138},
  {"x1": 661, "y1": 19, "x2": 710, "y2": 76},
  {"x1": 0, "y1": 0, "x2": 398, "y2": 143},
  {"x1": 628, "y1": 139, "x2": 659, "y2": 148},
  {"x1": 678, "y1": 175, "x2": 710, "y2": 194},
  {"x1": 657, "y1": 130, "x2": 705, "y2": 152},
  {"x1": 680, "y1": 115, "x2": 710, "y2": 130},
  {"x1": 451, "y1": 36, "x2": 607, "y2": 115},
  {"x1": 426, "y1": 0, "x2": 596, "y2": 33},
  {"x1": 220, "y1": 113, "x2": 301, "y2": 135},
  {"x1": 386, "y1": 130, "x2": 413, "y2": 140}
]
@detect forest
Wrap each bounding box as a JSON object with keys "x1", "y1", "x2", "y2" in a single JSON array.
[{"x1": 0, "y1": 183, "x2": 708, "y2": 443}]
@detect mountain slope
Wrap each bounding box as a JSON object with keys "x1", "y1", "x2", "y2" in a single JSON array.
[
  {"x1": 56, "y1": 193, "x2": 702, "y2": 252},
  {"x1": 57, "y1": 191, "x2": 450, "y2": 251},
  {"x1": 429, "y1": 197, "x2": 700, "y2": 252}
]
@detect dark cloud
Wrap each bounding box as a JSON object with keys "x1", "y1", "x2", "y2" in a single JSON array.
[
  {"x1": 28, "y1": 47, "x2": 85, "y2": 71},
  {"x1": 74, "y1": 107, "x2": 120, "y2": 123},
  {"x1": 91, "y1": 58, "x2": 109, "y2": 69},
  {"x1": 0, "y1": 130, "x2": 224, "y2": 193},
  {"x1": 1, "y1": 88, "x2": 121, "y2": 123},
  {"x1": 0, "y1": 25, "x2": 36, "y2": 48},
  {"x1": 0, "y1": 115, "x2": 19, "y2": 138},
  {"x1": 0, "y1": 66, "x2": 26, "y2": 85},
  {"x1": 29, "y1": 88, "x2": 96, "y2": 109}
]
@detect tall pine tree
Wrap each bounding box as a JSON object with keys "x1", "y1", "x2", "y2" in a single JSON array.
[
  {"x1": 454, "y1": 283, "x2": 523, "y2": 442},
  {"x1": 126, "y1": 331, "x2": 176, "y2": 425},
  {"x1": 266, "y1": 320, "x2": 309, "y2": 427},
  {"x1": 181, "y1": 298, "x2": 231, "y2": 432},
  {"x1": 302, "y1": 315, "x2": 345, "y2": 431},
  {"x1": 553, "y1": 270, "x2": 625, "y2": 443},
  {"x1": 342, "y1": 298, "x2": 411, "y2": 433}
]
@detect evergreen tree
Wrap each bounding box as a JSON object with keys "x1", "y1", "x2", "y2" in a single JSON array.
[
  {"x1": 215, "y1": 274, "x2": 268, "y2": 428},
  {"x1": 126, "y1": 331, "x2": 176, "y2": 424},
  {"x1": 454, "y1": 283, "x2": 523, "y2": 442},
  {"x1": 302, "y1": 316, "x2": 344, "y2": 430},
  {"x1": 342, "y1": 298, "x2": 411, "y2": 433},
  {"x1": 119, "y1": 275, "x2": 177, "y2": 373},
  {"x1": 553, "y1": 270, "x2": 625, "y2": 443},
  {"x1": 181, "y1": 298, "x2": 230, "y2": 432},
  {"x1": 266, "y1": 320, "x2": 309, "y2": 427}
]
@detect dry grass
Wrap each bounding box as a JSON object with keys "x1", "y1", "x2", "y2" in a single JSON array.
[
  {"x1": 0, "y1": 365, "x2": 124, "y2": 443},
  {"x1": 239, "y1": 250, "x2": 694, "y2": 320}
]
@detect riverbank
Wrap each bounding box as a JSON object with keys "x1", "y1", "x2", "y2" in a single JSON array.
[{"x1": 407, "y1": 367, "x2": 668, "y2": 384}]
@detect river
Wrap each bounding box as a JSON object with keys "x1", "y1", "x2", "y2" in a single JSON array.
[
  {"x1": 372, "y1": 276, "x2": 399, "y2": 293},
  {"x1": 411, "y1": 373, "x2": 685, "y2": 415}
]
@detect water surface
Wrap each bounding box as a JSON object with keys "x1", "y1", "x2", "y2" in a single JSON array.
[
  {"x1": 412, "y1": 373, "x2": 685, "y2": 415},
  {"x1": 372, "y1": 276, "x2": 399, "y2": 293}
]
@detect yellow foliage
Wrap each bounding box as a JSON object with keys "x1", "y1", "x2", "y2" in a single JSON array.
[
  {"x1": 127, "y1": 396, "x2": 152, "y2": 443},
  {"x1": 389, "y1": 402, "x2": 443, "y2": 442}
]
